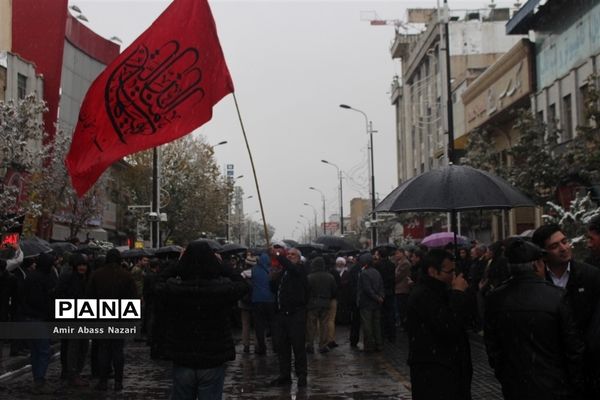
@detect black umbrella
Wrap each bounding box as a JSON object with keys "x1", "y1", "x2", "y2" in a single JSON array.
[
  {"x1": 375, "y1": 164, "x2": 534, "y2": 213},
  {"x1": 155, "y1": 245, "x2": 183, "y2": 255},
  {"x1": 282, "y1": 239, "x2": 300, "y2": 248},
  {"x1": 121, "y1": 248, "x2": 155, "y2": 259},
  {"x1": 220, "y1": 243, "x2": 247, "y2": 254},
  {"x1": 21, "y1": 236, "x2": 53, "y2": 259},
  {"x1": 49, "y1": 242, "x2": 78, "y2": 256},
  {"x1": 314, "y1": 235, "x2": 357, "y2": 252},
  {"x1": 192, "y1": 238, "x2": 223, "y2": 251},
  {"x1": 295, "y1": 243, "x2": 326, "y2": 257},
  {"x1": 375, "y1": 164, "x2": 535, "y2": 250}
]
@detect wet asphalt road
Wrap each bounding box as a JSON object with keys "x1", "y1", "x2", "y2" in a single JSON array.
[{"x1": 0, "y1": 325, "x2": 501, "y2": 399}]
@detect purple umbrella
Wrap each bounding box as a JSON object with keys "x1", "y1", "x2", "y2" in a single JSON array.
[{"x1": 421, "y1": 232, "x2": 469, "y2": 248}]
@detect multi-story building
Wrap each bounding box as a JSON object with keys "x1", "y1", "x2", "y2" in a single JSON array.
[
  {"x1": 390, "y1": 6, "x2": 524, "y2": 184},
  {"x1": 508, "y1": 0, "x2": 600, "y2": 204},
  {"x1": 0, "y1": 1, "x2": 129, "y2": 243}
]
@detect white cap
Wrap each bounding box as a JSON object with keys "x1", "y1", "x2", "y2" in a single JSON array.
[{"x1": 335, "y1": 257, "x2": 346, "y2": 265}]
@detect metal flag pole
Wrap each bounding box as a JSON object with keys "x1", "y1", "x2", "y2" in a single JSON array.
[{"x1": 232, "y1": 92, "x2": 270, "y2": 247}]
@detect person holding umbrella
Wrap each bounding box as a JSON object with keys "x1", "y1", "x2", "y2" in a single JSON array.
[{"x1": 406, "y1": 249, "x2": 471, "y2": 400}]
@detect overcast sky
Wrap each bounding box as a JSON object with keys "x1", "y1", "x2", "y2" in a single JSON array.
[{"x1": 73, "y1": 0, "x2": 520, "y2": 242}]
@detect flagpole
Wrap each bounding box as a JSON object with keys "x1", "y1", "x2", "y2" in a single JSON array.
[
  {"x1": 232, "y1": 92, "x2": 270, "y2": 247},
  {"x1": 151, "y1": 146, "x2": 160, "y2": 248}
]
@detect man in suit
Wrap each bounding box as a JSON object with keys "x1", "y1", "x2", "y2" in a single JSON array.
[{"x1": 532, "y1": 224, "x2": 600, "y2": 398}]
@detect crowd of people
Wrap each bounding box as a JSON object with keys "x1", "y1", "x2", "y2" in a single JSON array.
[{"x1": 1, "y1": 216, "x2": 600, "y2": 399}]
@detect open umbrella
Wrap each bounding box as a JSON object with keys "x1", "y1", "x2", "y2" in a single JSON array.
[
  {"x1": 220, "y1": 243, "x2": 247, "y2": 254},
  {"x1": 121, "y1": 248, "x2": 155, "y2": 259},
  {"x1": 49, "y1": 242, "x2": 78, "y2": 256},
  {"x1": 376, "y1": 164, "x2": 535, "y2": 249},
  {"x1": 155, "y1": 245, "x2": 183, "y2": 255},
  {"x1": 421, "y1": 232, "x2": 469, "y2": 248},
  {"x1": 314, "y1": 235, "x2": 357, "y2": 252},
  {"x1": 20, "y1": 236, "x2": 53, "y2": 259},
  {"x1": 192, "y1": 238, "x2": 223, "y2": 251}
]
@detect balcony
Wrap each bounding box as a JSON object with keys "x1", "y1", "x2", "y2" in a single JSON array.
[{"x1": 390, "y1": 33, "x2": 420, "y2": 60}]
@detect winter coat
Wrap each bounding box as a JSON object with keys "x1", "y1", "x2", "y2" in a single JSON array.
[
  {"x1": 545, "y1": 261, "x2": 600, "y2": 335},
  {"x1": 87, "y1": 263, "x2": 137, "y2": 300},
  {"x1": 157, "y1": 276, "x2": 248, "y2": 369},
  {"x1": 270, "y1": 255, "x2": 308, "y2": 314},
  {"x1": 307, "y1": 268, "x2": 337, "y2": 310},
  {"x1": 356, "y1": 266, "x2": 384, "y2": 310},
  {"x1": 406, "y1": 275, "x2": 472, "y2": 396},
  {"x1": 374, "y1": 258, "x2": 396, "y2": 296},
  {"x1": 22, "y1": 269, "x2": 57, "y2": 321},
  {"x1": 251, "y1": 253, "x2": 274, "y2": 303},
  {"x1": 0, "y1": 270, "x2": 17, "y2": 322},
  {"x1": 485, "y1": 271, "x2": 584, "y2": 400},
  {"x1": 394, "y1": 260, "x2": 411, "y2": 295}
]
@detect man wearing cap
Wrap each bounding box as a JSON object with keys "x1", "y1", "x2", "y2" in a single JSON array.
[
  {"x1": 356, "y1": 253, "x2": 384, "y2": 352},
  {"x1": 484, "y1": 238, "x2": 584, "y2": 400},
  {"x1": 406, "y1": 249, "x2": 471, "y2": 400},
  {"x1": 532, "y1": 224, "x2": 600, "y2": 397}
]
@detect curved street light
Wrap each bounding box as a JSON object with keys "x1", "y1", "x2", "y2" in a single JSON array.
[
  {"x1": 339, "y1": 103, "x2": 376, "y2": 246},
  {"x1": 309, "y1": 186, "x2": 327, "y2": 235},
  {"x1": 321, "y1": 160, "x2": 344, "y2": 235},
  {"x1": 303, "y1": 202, "x2": 318, "y2": 240}
]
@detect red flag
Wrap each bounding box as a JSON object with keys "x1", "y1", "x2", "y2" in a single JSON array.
[{"x1": 66, "y1": 0, "x2": 234, "y2": 196}]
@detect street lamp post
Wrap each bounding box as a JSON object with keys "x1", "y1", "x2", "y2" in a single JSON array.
[
  {"x1": 321, "y1": 160, "x2": 344, "y2": 235},
  {"x1": 299, "y1": 213, "x2": 314, "y2": 241},
  {"x1": 226, "y1": 174, "x2": 244, "y2": 242},
  {"x1": 303, "y1": 202, "x2": 318, "y2": 240},
  {"x1": 339, "y1": 104, "x2": 377, "y2": 246},
  {"x1": 309, "y1": 186, "x2": 326, "y2": 235}
]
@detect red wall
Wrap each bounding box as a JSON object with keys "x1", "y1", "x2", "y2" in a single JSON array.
[
  {"x1": 11, "y1": 1, "x2": 120, "y2": 141},
  {"x1": 11, "y1": 0, "x2": 68, "y2": 141}
]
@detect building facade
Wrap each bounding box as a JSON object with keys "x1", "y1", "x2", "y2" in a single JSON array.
[{"x1": 391, "y1": 6, "x2": 524, "y2": 185}]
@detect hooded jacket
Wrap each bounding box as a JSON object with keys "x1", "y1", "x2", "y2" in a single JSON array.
[
  {"x1": 307, "y1": 257, "x2": 337, "y2": 310},
  {"x1": 251, "y1": 253, "x2": 274, "y2": 303}
]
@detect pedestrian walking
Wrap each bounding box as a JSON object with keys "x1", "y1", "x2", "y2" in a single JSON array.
[
  {"x1": 406, "y1": 249, "x2": 471, "y2": 400},
  {"x1": 485, "y1": 237, "x2": 584, "y2": 400},
  {"x1": 393, "y1": 248, "x2": 411, "y2": 331},
  {"x1": 373, "y1": 248, "x2": 396, "y2": 343},
  {"x1": 157, "y1": 240, "x2": 248, "y2": 400}
]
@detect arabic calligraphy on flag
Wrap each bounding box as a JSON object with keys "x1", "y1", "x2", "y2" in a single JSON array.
[{"x1": 66, "y1": 0, "x2": 234, "y2": 197}]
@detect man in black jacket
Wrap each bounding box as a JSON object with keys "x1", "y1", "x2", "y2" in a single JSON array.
[
  {"x1": 269, "y1": 247, "x2": 308, "y2": 388},
  {"x1": 157, "y1": 241, "x2": 248, "y2": 400},
  {"x1": 585, "y1": 215, "x2": 600, "y2": 268},
  {"x1": 407, "y1": 249, "x2": 471, "y2": 400},
  {"x1": 485, "y1": 237, "x2": 584, "y2": 400},
  {"x1": 532, "y1": 224, "x2": 600, "y2": 398}
]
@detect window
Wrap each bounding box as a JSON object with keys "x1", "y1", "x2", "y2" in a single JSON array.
[
  {"x1": 579, "y1": 85, "x2": 590, "y2": 127},
  {"x1": 17, "y1": 74, "x2": 27, "y2": 99},
  {"x1": 548, "y1": 103, "x2": 556, "y2": 138},
  {"x1": 562, "y1": 94, "x2": 573, "y2": 141}
]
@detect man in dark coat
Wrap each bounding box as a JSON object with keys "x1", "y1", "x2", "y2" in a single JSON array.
[
  {"x1": 485, "y1": 238, "x2": 585, "y2": 400},
  {"x1": 373, "y1": 248, "x2": 396, "y2": 343},
  {"x1": 357, "y1": 253, "x2": 384, "y2": 352},
  {"x1": 157, "y1": 241, "x2": 248, "y2": 400},
  {"x1": 407, "y1": 249, "x2": 471, "y2": 400},
  {"x1": 269, "y1": 247, "x2": 308, "y2": 388},
  {"x1": 22, "y1": 252, "x2": 57, "y2": 394},
  {"x1": 87, "y1": 249, "x2": 137, "y2": 391},
  {"x1": 306, "y1": 257, "x2": 336, "y2": 354},
  {"x1": 533, "y1": 224, "x2": 600, "y2": 398}
]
